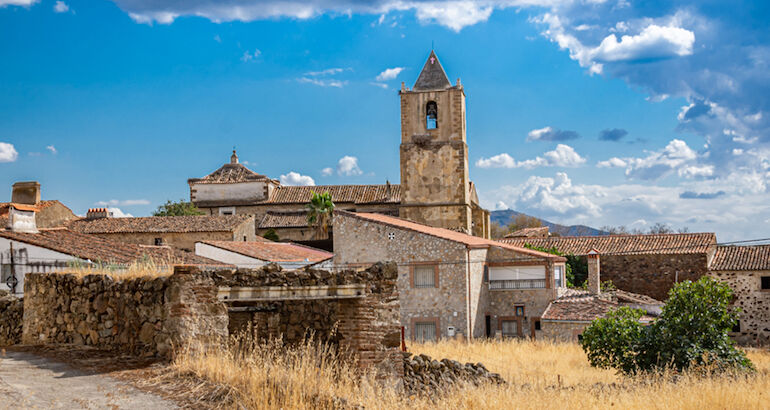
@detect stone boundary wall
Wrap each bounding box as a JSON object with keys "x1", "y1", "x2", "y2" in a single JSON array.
[
  {"x1": 601, "y1": 253, "x2": 709, "y2": 301},
  {"x1": 214, "y1": 262, "x2": 403, "y2": 379},
  {"x1": 21, "y1": 270, "x2": 227, "y2": 357},
  {"x1": 0, "y1": 291, "x2": 23, "y2": 345}
]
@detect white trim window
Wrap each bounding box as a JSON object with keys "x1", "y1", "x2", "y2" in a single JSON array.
[{"x1": 554, "y1": 264, "x2": 565, "y2": 288}]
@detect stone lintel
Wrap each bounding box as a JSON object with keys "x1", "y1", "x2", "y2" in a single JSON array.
[{"x1": 218, "y1": 284, "x2": 367, "y2": 302}]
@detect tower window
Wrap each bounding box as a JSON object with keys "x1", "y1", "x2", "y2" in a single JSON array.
[{"x1": 426, "y1": 101, "x2": 438, "y2": 130}]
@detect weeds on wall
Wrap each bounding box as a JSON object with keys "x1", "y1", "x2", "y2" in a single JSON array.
[{"x1": 60, "y1": 254, "x2": 172, "y2": 280}]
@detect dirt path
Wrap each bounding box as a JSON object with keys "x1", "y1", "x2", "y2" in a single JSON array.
[{"x1": 0, "y1": 350, "x2": 177, "y2": 409}]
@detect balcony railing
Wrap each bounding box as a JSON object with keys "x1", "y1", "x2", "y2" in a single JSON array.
[{"x1": 489, "y1": 279, "x2": 546, "y2": 290}]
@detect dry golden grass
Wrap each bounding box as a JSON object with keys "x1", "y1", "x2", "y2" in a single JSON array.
[
  {"x1": 53, "y1": 256, "x2": 172, "y2": 280},
  {"x1": 173, "y1": 336, "x2": 770, "y2": 410}
]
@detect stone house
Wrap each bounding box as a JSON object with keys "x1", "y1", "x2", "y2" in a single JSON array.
[
  {"x1": 0, "y1": 210, "x2": 227, "y2": 296},
  {"x1": 709, "y1": 245, "x2": 770, "y2": 345},
  {"x1": 500, "y1": 230, "x2": 717, "y2": 301},
  {"x1": 540, "y1": 251, "x2": 663, "y2": 341},
  {"x1": 68, "y1": 211, "x2": 255, "y2": 252},
  {"x1": 195, "y1": 239, "x2": 333, "y2": 270},
  {"x1": 187, "y1": 51, "x2": 490, "y2": 247},
  {"x1": 0, "y1": 181, "x2": 77, "y2": 229},
  {"x1": 333, "y1": 210, "x2": 567, "y2": 341}
]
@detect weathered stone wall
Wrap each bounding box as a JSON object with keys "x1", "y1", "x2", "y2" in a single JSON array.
[
  {"x1": 540, "y1": 320, "x2": 587, "y2": 342},
  {"x1": 403, "y1": 352, "x2": 504, "y2": 395},
  {"x1": 710, "y1": 269, "x2": 770, "y2": 346},
  {"x1": 0, "y1": 291, "x2": 22, "y2": 345},
  {"x1": 93, "y1": 228, "x2": 254, "y2": 252},
  {"x1": 334, "y1": 212, "x2": 475, "y2": 340},
  {"x1": 600, "y1": 253, "x2": 709, "y2": 301},
  {"x1": 215, "y1": 262, "x2": 404, "y2": 378},
  {"x1": 21, "y1": 269, "x2": 228, "y2": 357}
]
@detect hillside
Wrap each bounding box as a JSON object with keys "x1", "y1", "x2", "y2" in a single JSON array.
[{"x1": 490, "y1": 210, "x2": 607, "y2": 237}]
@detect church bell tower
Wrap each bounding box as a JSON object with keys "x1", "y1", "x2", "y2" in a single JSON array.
[{"x1": 399, "y1": 50, "x2": 475, "y2": 234}]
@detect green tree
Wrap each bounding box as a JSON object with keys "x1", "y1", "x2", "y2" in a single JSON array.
[
  {"x1": 152, "y1": 199, "x2": 205, "y2": 216},
  {"x1": 262, "y1": 229, "x2": 279, "y2": 242},
  {"x1": 580, "y1": 277, "x2": 754, "y2": 375},
  {"x1": 306, "y1": 191, "x2": 335, "y2": 239}
]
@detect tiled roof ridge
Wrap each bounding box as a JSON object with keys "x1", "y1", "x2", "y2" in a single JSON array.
[
  {"x1": 710, "y1": 244, "x2": 770, "y2": 271},
  {"x1": 69, "y1": 214, "x2": 252, "y2": 234},
  {"x1": 502, "y1": 231, "x2": 715, "y2": 241},
  {"x1": 339, "y1": 210, "x2": 564, "y2": 261}
]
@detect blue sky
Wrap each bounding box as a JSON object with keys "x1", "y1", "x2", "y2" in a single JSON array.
[{"x1": 1, "y1": 0, "x2": 768, "y2": 241}]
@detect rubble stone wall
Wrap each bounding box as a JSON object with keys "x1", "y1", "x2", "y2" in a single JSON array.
[
  {"x1": 540, "y1": 320, "x2": 588, "y2": 342},
  {"x1": 20, "y1": 269, "x2": 227, "y2": 357},
  {"x1": 710, "y1": 269, "x2": 770, "y2": 346},
  {"x1": 600, "y1": 253, "x2": 709, "y2": 301},
  {"x1": 0, "y1": 291, "x2": 23, "y2": 345}
]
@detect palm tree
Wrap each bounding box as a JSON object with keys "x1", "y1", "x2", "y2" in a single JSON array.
[{"x1": 306, "y1": 191, "x2": 335, "y2": 239}]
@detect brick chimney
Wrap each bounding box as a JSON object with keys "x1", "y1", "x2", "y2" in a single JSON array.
[
  {"x1": 86, "y1": 208, "x2": 112, "y2": 219},
  {"x1": 587, "y1": 248, "x2": 601, "y2": 295},
  {"x1": 8, "y1": 204, "x2": 38, "y2": 233},
  {"x1": 11, "y1": 181, "x2": 41, "y2": 205}
]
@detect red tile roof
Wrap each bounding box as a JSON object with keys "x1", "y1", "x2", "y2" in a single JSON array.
[
  {"x1": 500, "y1": 232, "x2": 716, "y2": 255},
  {"x1": 542, "y1": 289, "x2": 662, "y2": 322},
  {"x1": 710, "y1": 245, "x2": 770, "y2": 271},
  {"x1": 0, "y1": 229, "x2": 228, "y2": 266},
  {"x1": 259, "y1": 211, "x2": 310, "y2": 229},
  {"x1": 200, "y1": 240, "x2": 333, "y2": 263},
  {"x1": 264, "y1": 184, "x2": 400, "y2": 205},
  {"x1": 69, "y1": 215, "x2": 253, "y2": 234},
  {"x1": 338, "y1": 211, "x2": 565, "y2": 261},
  {"x1": 504, "y1": 227, "x2": 550, "y2": 238},
  {"x1": 188, "y1": 162, "x2": 272, "y2": 184}
]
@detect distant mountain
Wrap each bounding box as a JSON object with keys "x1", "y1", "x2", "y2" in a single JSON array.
[{"x1": 490, "y1": 210, "x2": 608, "y2": 237}]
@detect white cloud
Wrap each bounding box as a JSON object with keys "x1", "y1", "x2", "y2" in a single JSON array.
[
  {"x1": 0, "y1": 0, "x2": 37, "y2": 7},
  {"x1": 526, "y1": 126, "x2": 579, "y2": 141},
  {"x1": 370, "y1": 82, "x2": 389, "y2": 89},
  {"x1": 297, "y1": 77, "x2": 346, "y2": 88},
  {"x1": 495, "y1": 201, "x2": 508, "y2": 210},
  {"x1": 336, "y1": 155, "x2": 363, "y2": 176},
  {"x1": 591, "y1": 25, "x2": 694, "y2": 63},
  {"x1": 46, "y1": 145, "x2": 57, "y2": 154},
  {"x1": 599, "y1": 139, "x2": 708, "y2": 180},
  {"x1": 53, "y1": 1, "x2": 68, "y2": 13},
  {"x1": 241, "y1": 49, "x2": 261, "y2": 62},
  {"x1": 0, "y1": 142, "x2": 18, "y2": 162},
  {"x1": 305, "y1": 67, "x2": 348, "y2": 77},
  {"x1": 477, "y1": 144, "x2": 586, "y2": 169},
  {"x1": 96, "y1": 199, "x2": 150, "y2": 206},
  {"x1": 280, "y1": 171, "x2": 316, "y2": 186},
  {"x1": 376, "y1": 67, "x2": 404, "y2": 81},
  {"x1": 321, "y1": 167, "x2": 334, "y2": 177},
  {"x1": 108, "y1": 207, "x2": 133, "y2": 218}
]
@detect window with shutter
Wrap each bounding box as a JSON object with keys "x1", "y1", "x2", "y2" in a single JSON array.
[
  {"x1": 414, "y1": 322, "x2": 437, "y2": 342},
  {"x1": 413, "y1": 265, "x2": 437, "y2": 288}
]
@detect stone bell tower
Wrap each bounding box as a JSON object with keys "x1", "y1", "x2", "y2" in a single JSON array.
[{"x1": 399, "y1": 50, "x2": 474, "y2": 234}]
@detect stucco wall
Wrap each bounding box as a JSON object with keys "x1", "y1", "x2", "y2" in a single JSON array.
[
  {"x1": 191, "y1": 181, "x2": 269, "y2": 203},
  {"x1": 710, "y1": 269, "x2": 770, "y2": 345}
]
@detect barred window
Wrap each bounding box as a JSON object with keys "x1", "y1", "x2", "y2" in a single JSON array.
[
  {"x1": 414, "y1": 322, "x2": 437, "y2": 342},
  {"x1": 413, "y1": 265, "x2": 437, "y2": 288}
]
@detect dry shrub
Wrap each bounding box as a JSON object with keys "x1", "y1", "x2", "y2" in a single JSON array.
[
  {"x1": 53, "y1": 255, "x2": 172, "y2": 280},
  {"x1": 172, "y1": 336, "x2": 770, "y2": 410}
]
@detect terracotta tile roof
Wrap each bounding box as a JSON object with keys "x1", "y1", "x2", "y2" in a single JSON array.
[
  {"x1": 338, "y1": 211, "x2": 565, "y2": 261},
  {"x1": 0, "y1": 200, "x2": 64, "y2": 215},
  {"x1": 69, "y1": 215, "x2": 252, "y2": 234},
  {"x1": 259, "y1": 211, "x2": 310, "y2": 229},
  {"x1": 0, "y1": 229, "x2": 228, "y2": 266},
  {"x1": 189, "y1": 162, "x2": 272, "y2": 184},
  {"x1": 500, "y1": 232, "x2": 716, "y2": 255},
  {"x1": 710, "y1": 245, "x2": 770, "y2": 271},
  {"x1": 504, "y1": 227, "x2": 550, "y2": 238},
  {"x1": 542, "y1": 289, "x2": 662, "y2": 322},
  {"x1": 200, "y1": 240, "x2": 333, "y2": 263},
  {"x1": 264, "y1": 184, "x2": 400, "y2": 204}
]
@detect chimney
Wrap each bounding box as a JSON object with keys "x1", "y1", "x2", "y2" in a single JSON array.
[
  {"x1": 86, "y1": 208, "x2": 112, "y2": 219},
  {"x1": 8, "y1": 204, "x2": 38, "y2": 233},
  {"x1": 11, "y1": 181, "x2": 41, "y2": 205},
  {"x1": 587, "y1": 248, "x2": 601, "y2": 295}
]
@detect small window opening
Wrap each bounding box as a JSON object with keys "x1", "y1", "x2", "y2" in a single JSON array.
[
  {"x1": 413, "y1": 265, "x2": 437, "y2": 288},
  {"x1": 426, "y1": 101, "x2": 438, "y2": 130},
  {"x1": 243, "y1": 236, "x2": 247, "y2": 241},
  {"x1": 732, "y1": 320, "x2": 741, "y2": 333},
  {"x1": 577, "y1": 334, "x2": 584, "y2": 342},
  {"x1": 154, "y1": 238, "x2": 163, "y2": 246},
  {"x1": 761, "y1": 276, "x2": 770, "y2": 290},
  {"x1": 534, "y1": 320, "x2": 541, "y2": 331},
  {"x1": 483, "y1": 265, "x2": 489, "y2": 283}
]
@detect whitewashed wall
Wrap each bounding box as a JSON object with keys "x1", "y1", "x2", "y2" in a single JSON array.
[
  {"x1": 192, "y1": 181, "x2": 266, "y2": 203},
  {"x1": 0, "y1": 238, "x2": 81, "y2": 296}
]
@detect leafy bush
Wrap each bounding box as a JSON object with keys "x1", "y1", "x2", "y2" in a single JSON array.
[
  {"x1": 580, "y1": 277, "x2": 754, "y2": 375},
  {"x1": 153, "y1": 199, "x2": 205, "y2": 216}
]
